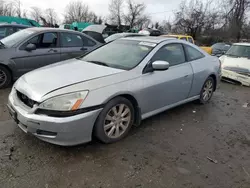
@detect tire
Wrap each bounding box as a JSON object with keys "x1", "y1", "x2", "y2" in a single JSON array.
[
  {"x1": 199, "y1": 76, "x2": 215, "y2": 104},
  {"x1": 94, "y1": 97, "x2": 135, "y2": 144},
  {"x1": 0, "y1": 66, "x2": 11, "y2": 89}
]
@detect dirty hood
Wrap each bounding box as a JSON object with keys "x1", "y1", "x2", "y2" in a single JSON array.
[
  {"x1": 15, "y1": 59, "x2": 124, "y2": 101},
  {"x1": 220, "y1": 55, "x2": 250, "y2": 71}
]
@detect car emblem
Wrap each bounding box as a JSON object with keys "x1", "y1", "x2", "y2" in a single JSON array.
[
  {"x1": 21, "y1": 94, "x2": 27, "y2": 100},
  {"x1": 28, "y1": 99, "x2": 34, "y2": 107}
]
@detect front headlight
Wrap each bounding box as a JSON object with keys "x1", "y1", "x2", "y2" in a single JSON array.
[{"x1": 39, "y1": 91, "x2": 89, "y2": 111}]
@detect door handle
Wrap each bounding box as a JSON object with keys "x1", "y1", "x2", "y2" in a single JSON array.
[
  {"x1": 184, "y1": 75, "x2": 189, "y2": 78},
  {"x1": 80, "y1": 47, "x2": 87, "y2": 51}
]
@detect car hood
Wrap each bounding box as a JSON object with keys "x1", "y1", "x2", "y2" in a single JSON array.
[
  {"x1": 220, "y1": 55, "x2": 250, "y2": 71},
  {"x1": 15, "y1": 59, "x2": 124, "y2": 101}
]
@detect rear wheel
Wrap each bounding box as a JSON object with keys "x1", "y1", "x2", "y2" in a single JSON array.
[
  {"x1": 199, "y1": 77, "x2": 215, "y2": 104},
  {"x1": 0, "y1": 66, "x2": 11, "y2": 89},
  {"x1": 94, "y1": 97, "x2": 134, "y2": 144}
]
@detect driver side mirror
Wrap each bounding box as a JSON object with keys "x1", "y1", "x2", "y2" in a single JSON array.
[
  {"x1": 25, "y1": 43, "x2": 36, "y2": 51},
  {"x1": 152, "y1": 61, "x2": 170, "y2": 71}
]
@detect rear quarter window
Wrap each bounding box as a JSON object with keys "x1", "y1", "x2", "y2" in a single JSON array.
[{"x1": 184, "y1": 44, "x2": 205, "y2": 61}]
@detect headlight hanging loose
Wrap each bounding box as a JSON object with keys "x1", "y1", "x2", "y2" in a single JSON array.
[{"x1": 39, "y1": 91, "x2": 89, "y2": 111}]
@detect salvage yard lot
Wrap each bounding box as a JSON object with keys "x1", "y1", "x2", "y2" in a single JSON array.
[{"x1": 0, "y1": 82, "x2": 250, "y2": 188}]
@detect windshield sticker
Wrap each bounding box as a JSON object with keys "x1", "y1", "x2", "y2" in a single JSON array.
[
  {"x1": 139, "y1": 46, "x2": 150, "y2": 51},
  {"x1": 139, "y1": 42, "x2": 157, "y2": 47},
  {"x1": 23, "y1": 30, "x2": 34, "y2": 35}
]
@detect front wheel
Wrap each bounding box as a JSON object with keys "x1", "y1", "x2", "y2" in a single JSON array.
[
  {"x1": 199, "y1": 77, "x2": 215, "y2": 104},
  {"x1": 0, "y1": 66, "x2": 11, "y2": 89},
  {"x1": 94, "y1": 97, "x2": 135, "y2": 144}
]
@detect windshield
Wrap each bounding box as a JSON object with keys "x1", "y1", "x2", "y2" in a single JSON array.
[
  {"x1": 81, "y1": 40, "x2": 154, "y2": 70},
  {"x1": 105, "y1": 33, "x2": 125, "y2": 43},
  {"x1": 225, "y1": 45, "x2": 250, "y2": 58},
  {"x1": 212, "y1": 43, "x2": 231, "y2": 51},
  {"x1": 0, "y1": 29, "x2": 34, "y2": 48}
]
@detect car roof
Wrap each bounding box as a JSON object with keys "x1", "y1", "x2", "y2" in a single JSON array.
[
  {"x1": 233, "y1": 43, "x2": 250, "y2": 46},
  {"x1": 25, "y1": 27, "x2": 82, "y2": 33},
  {"x1": 121, "y1": 36, "x2": 177, "y2": 44},
  {"x1": 0, "y1": 24, "x2": 31, "y2": 28}
]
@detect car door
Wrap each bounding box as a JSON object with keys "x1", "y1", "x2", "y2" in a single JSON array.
[
  {"x1": 140, "y1": 43, "x2": 194, "y2": 114},
  {"x1": 60, "y1": 32, "x2": 97, "y2": 61},
  {"x1": 183, "y1": 44, "x2": 208, "y2": 97},
  {"x1": 13, "y1": 32, "x2": 61, "y2": 77}
]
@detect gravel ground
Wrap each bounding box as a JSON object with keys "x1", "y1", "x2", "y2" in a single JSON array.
[{"x1": 0, "y1": 82, "x2": 250, "y2": 188}]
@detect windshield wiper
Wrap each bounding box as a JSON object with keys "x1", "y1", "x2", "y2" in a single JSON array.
[
  {"x1": 87, "y1": 60, "x2": 110, "y2": 67},
  {"x1": 226, "y1": 54, "x2": 239, "y2": 58}
]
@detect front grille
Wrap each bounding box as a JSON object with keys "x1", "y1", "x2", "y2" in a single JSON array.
[
  {"x1": 16, "y1": 90, "x2": 37, "y2": 108},
  {"x1": 238, "y1": 72, "x2": 250, "y2": 77}
]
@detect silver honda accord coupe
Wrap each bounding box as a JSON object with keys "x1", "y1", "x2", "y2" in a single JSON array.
[{"x1": 8, "y1": 37, "x2": 221, "y2": 146}]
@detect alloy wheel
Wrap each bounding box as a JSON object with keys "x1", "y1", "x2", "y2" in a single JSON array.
[
  {"x1": 202, "y1": 79, "x2": 213, "y2": 101},
  {"x1": 104, "y1": 104, "x2": 131, "y2": 139},
  {"x1": 0, "y1": 69, "x2": 7, "y2": 87}
]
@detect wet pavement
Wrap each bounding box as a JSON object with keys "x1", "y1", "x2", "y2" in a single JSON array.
[{"x1": 0, "y1": 82, "x2": 250, "y2": 188}]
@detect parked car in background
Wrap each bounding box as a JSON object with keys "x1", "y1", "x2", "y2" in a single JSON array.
[
  {"x1": 161, "y1": 34, "x2": 213, "y2": 54},
  {"x1": 220, "y1": 43, "x2": 250, "y2": 86},
  {"x1": 211, "y1": 43, "x2": 231, "y2": 57},
  {"x1": 8, "y1": 37, "x2": 220, "y2": 146},
  {"x1": 0, "y1": 24, "x2": 30, "y2": 39},
  {"x1": 0, "y1": 27, "x2": 101, "y2": 88},
  {"x1": 105, "y1": 32, "x2": 145, "y2": 43},
  {"x1": 82, "y1": 24, "x2": 108, "y2": 44},
  {"x1": 138, "y1": 28, "x2": 162, "y2": 36}
]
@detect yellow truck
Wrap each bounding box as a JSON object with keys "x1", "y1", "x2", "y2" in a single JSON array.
[{"x1": 161, "y1": 34, "x2": 212, "y2": 54}]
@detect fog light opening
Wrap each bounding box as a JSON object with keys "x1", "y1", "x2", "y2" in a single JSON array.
[{"x1": 36, "y1": 130, "x2": 57, "y2": 136}]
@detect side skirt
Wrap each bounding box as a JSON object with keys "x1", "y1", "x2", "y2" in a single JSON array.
[{"x1": 141, "y1": 95, "x2": 200, "y2": 120}]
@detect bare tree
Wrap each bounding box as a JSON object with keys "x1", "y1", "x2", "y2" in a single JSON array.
[
  {"x1": 64, "y1": 1, "x2": 92, "y2": 23},
  {"x1": 161, "y1": 20, "x2": 172, "y2": 34},
  {"x1": 45, "y1": 8, "x2": 58, "y2": 26},
  {"x1": 124, "y1": 0, "x2": 149, "y2": 29},
  {"x1": 155, "y1": 22, "x2": 159, "y2": 29},
  {"x1": 30, "y1": 7, "x2": 43, "y2": 23},
  {"x1": 14, "y1": 0, "x2": 22, "y2": 17},
  {"x1": 89, "y1": 12, "x2": 99, "y2": 23},
  {"x1": 172, "y1": 0, "x2": 219, "y2": 39},
  {"x1": 108, "y1": 0, "x2": 124, "y2": 26},
  {"x1": 22, "y1": 9, "x2": 28, "y2": 18},
  {"x1": 98, "y1": 16, "x2": 103, "y2": 24},
  {"x1": 0, "y1": 0, "x2": 16, "y2": 17},
  {"x1": 227, "y1": 0, "x2": 250, "y2": 41}
]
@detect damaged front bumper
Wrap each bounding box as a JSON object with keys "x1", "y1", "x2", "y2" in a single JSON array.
[{"x1": 221, "y1": 69, "x2": 250, "y2": 86}]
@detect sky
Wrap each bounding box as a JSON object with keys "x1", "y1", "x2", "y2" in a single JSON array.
[{"x1": 20, "y1": 0, "x2": 183, "y2": 24}]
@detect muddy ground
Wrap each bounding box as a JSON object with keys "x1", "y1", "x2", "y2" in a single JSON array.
[{"x1": 0, "y1": 82, "x2": 249, "y2": 188}]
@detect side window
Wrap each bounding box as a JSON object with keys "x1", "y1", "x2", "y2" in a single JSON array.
[
  {"x1": 60, "y1": 33, "x2": 84, "y2": 47},
  {"x1": 188, "y1": 37, "x2": 194, "y2": 44},
  {"x1": 6, "y1": 27, "x2": 15, "y2": 36},
  {"x1": 82, "y1": 36, "x2": 96, "y2": 47},
  {"x1": 21, "y1": 32, "x2": 57, "y2": 50},
  {"x1": 41, "y1": 32, "x2": 58, "y2": 48},
  {"x1": 151, "y1": 43, "x2": 186, "y2": 66},
  {"x1": 184, "y1": 45, "x2": 205, "y2": 61},
  {"x1": 28, "y1": 35, "x2": 40, "y2": 46},
  {"x1": 180, "y1": 37, "x2": 187, "y2": 41},
  {"x1": 20, "y1": 35, "x2": 40, "y2": 50},
  {"x1": 0, "y1": 27, "x2": 7, "y2": 38}
]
